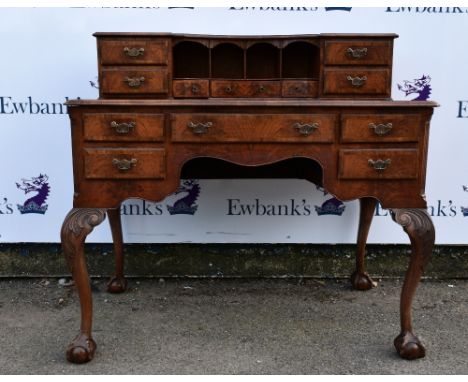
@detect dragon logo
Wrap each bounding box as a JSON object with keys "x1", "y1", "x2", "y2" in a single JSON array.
[
  {"x1": 398, "y1": 75, "x2": 432, "y2": 101},
  {"x1": 166, "y1": 179, "x2": 200, "y2": 215},
  {"x1": 16, "y1": 174, "x2": 50, "y2": 214},
  {"x1": 462, "y1": 185, "x2": 468, "y2": 217},
  {"x1": 314, "y1": 186, "x2": 346, "y2": 216}
]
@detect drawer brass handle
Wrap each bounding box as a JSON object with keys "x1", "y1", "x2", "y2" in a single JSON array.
[
  {"x1": 124, "y1": 76, "x2": 145, "y2": 88},
  {"x1": 112, "y1": 158, "x2": 138, "y2": 171},
  {"x1": 224, "y1": 86, "x2": 234, "y2": 94},
  {"x1": 257, "y1": 85, "x2": 266, "y2": 93},
  {"x1": 347, "y1": 47, "x2": 368, "y2": 59},
  {"x1": 293, "y1": 122, "x2": 319, "y2": 136},
  {"x1": 110, "y1": 121, "x2": 136, "y2": 134},
  {"x1": 368, "y1": 159, "x2": 391, "y2": 171},
  {"x1": 369, "y1": 122, "x2": 393, "y2": 136},
  {"x1": 347, "y1": 76, "x2": 367, "y2": 87},
  {"x1": 123, "y1": 47, "x2": 145, "y2": 57},
  {"x1": 191, "y1": 84, "x2": 200, "y2": 94},
  {"x1": 187, "y1": 121, "x2": 213, "y2": 135}
]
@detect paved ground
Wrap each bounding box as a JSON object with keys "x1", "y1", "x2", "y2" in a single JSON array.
[{"x1": 0, "y1": 277, "x2": 467, "y2": 374}]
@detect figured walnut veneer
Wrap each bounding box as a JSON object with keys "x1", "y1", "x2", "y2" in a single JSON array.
[{"x1": 62, "y1": 33, "x2": 437, "y2": 363}]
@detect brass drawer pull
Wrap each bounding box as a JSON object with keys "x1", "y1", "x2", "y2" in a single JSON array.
[
  {"x1": 191, "y1": 84, "x2": 200, "y2": 94},
  {"x1": 224, "y1": 86, "x2": 234, "y2": 94},
  {"x1": 293, "y1": 122, "x2": 319, "y2": 136},
  {"x1": 257, "y1": 85, "x2": 266, "y2": 93},
  {"x1": 369, "y1": 122, "x2": 393, "y2": 136},
  {"x1": 187, "y1": 121, "x2": 213, "y2": 135},
  {"x1": 112, "y1": 158, "x2": 138, "y2": 171},
  {"x1": 110, "y1": 121, "x2": 136, "y2": 134},
  {"x1": 123, "y1": 47, "x2": 145, "y2": 57},
  {"x1": 368, "y1": 158, "x2": 391, "y2": 171},
  {"x1": 347, "y1": 47, "x2": 368, "y2": 59},
  {"x1": 347, "y1": 76, "x2": 367, "y2": 87},
  {"x1": 124, "y1": 76, "x2": 145, "y2": 88}
]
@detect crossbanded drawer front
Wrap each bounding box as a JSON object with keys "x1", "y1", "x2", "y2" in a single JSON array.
[
  {"x1": 338, "y1": 149, "x2": 419, "y2": 180},
  {"x1": 100, "y1": 67, "x2": 168, "y2": 95},
  {"x1": 171, "y1": 114, "x2": 336, "y2": 143},
  {"x1": 323, "y1": 68, "x2": 390, "y2": 96},
  {"x1": 99, "y1": 39, "x2": 169, "y2": 65},
  {"x1": 211, "y1": 80, "x2": 281, "y2": 98},
  {"x1": 173, "y1": 80, "x2": 209, "y2": 98},
  {"x1": 84, "y1": 148, "x2": 166, "y2": 179},
  {"x1": 83, "y1": 114, "x2": 165, "y2": 142},
  {"x1": 341, "y1": 114, "x2": 421, "y2": 143},
  {"x1": 324, "y1": 40, "x2": 392, "y2": 66}
]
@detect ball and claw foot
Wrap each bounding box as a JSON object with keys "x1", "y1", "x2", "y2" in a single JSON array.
[
  {"x1": 66, "y1": 333, "x2": 96, "y2": 364},
  {"x1": 107, "y1": 276, "x2": 128, "y2": 293},
  {"x1": 350, "y1": 271, "x2": 377, "y2": 291},
  {"x1": 394, "y1": 331, "x2": 426, "y2": 360}
]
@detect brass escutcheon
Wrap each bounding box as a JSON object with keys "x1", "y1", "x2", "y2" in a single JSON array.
[
  {"x1": 368, "y1": 158, "x2": 391, "y2": 171},
  {"x1": 112, "y1": 158, "x2": 138, "y2": 171},
  {"x1": 187, "y1": 121, "x2": 213, "y2": 135},
  {"x1": 124, "y1": 77, "x2": 145, "y2": 88},
  {"x1": 347, "y1": 75, "x2": 367, "y2": 87},
  {"x1": 369, "y1": 122, "x2": 393, "y2": 136},
  {"x1": 346, "y1": 47, "x2": 368, "y2": 59},
  {"x1": 110, "y1": 121, "x2": 136, "y2": 134},
  {"x1": 123, "y1": 47, "x2": 145, "y2": 57},
  {"x1": 293, "y1": 122, "x2": 319, "y2": 136}
]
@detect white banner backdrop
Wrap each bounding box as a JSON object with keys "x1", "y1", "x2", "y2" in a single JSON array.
[{"x1": 0, "y1": 7, "x2": 467, "y2": 244}]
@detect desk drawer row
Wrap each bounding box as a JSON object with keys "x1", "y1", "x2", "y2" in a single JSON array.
[
  {"x1": 79, "y1": 112, "x2": 422, "y2": 182},
  {"x1": 82, "y1": 112, "x2": 421, "y2": 143}
]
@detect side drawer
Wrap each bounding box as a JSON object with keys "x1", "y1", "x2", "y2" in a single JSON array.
[
  {"x1": 83, "y1": 113, "x2": 165, "y2": 142},
  {"x1": 171, "y1": 113, "x2": 336, "y2": 143},
  {"x1": 323, "y1": 68, "x2": 390, "y2": 96},
  {"x1": 84, "y1": 148, "x2": 166, "y2": 179},
  {"x1": 100, "y1": 67, "x2": 168, "y2": 95},
  {"x1": 173, "y1": 80, "x2": 209, "y2": 98},
  {"x1": 99, "y1": 39, "x2": 169, "y2": 65},
  {"x1": 341, "y1": 114, "x2": 421, "y2": 143},
  {"x1": 211, "y1": 80, "x2": 281, "y2": 98},
  {"x1": 338, "y1": 149, "x2": 419, "y2": 180},
  {"x1": 282, "y1": 80, "x2": 318, "y2": 98},
  {"x1": 324, "y1": 40, "x2": 392, "y2": 66}
]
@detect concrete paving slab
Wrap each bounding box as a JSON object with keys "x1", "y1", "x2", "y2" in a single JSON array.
[{"x1": 0, "y1": 278, "x2": 467, "y2": 374}]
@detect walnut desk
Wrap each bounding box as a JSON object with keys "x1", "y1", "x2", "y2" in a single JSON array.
[{"x1": 62, "y1": 33, "x2": 438, "y2": 363}]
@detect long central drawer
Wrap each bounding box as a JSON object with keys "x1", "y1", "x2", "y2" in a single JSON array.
[{"x1": 170, "y1": 114, "x2": 336, "y2": 143}]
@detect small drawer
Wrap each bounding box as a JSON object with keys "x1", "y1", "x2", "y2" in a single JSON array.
[
  {"x1": 171, "y1": 113, "x2": 336, "y2": 143},
  {"x1": 99, "y1": 39, "x2": 169, "y2": 65},
  {"x1": 211, "y1": 80, "x2": 281, "y2": 98},
  {"x1": 173, "y1": 80, "x2": 209, "y2": 98},
  {"x1": 84, "y1": 148, "x2": 166, "y2": 179},
  {"x1": 341, "y1": 114, "x2": 421, "y2": 143},
  {"x1": 100, "y1": 67, "x2": 168, "y2": 96},
  {"x1": 324, "y1": 40, "x2": 392, "y2": 66},
  {"x1": 338, "y1": 149, "x2": 419, "y2": 180},
  {"x1": 323, "y1": 68, "x2": 390, "y2": 96},
  {"x1": 282, "y1": 80, "x2": 318, "y2": 98},
  {"x1": 83, "y1": 113, "x2": 165, "y2": 142}
]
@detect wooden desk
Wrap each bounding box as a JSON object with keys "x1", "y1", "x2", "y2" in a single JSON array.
[{"x1": 62, "y1": 33, "x2": 437, "y2": 363}]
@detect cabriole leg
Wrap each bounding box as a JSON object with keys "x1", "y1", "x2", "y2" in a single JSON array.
[
  {"x1": 390, "y1": 208, "x2": 435, "y2": 360},
  {"x1": 61, "y1": 208, "x2": 106, "y2": 364},
  {"x1": 106, "y1": 208, "x2": 127, "y2": 293},
  {"x1": 351, "y1": 197, "x2": 378, "y2": 290}
]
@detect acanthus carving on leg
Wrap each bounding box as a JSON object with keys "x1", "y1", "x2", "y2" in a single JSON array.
[
  {"x1": 351, "y1": 197, "x2": 378, "y2": 290},
  {"x1": 61, "y1": 208, "x2": 106, "y2": 363},
  {"x1": 390, "y1": 208, "x2": 435, "y2": 360}
]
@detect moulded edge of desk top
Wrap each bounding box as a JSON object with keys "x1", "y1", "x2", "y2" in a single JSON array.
[{"x1": 66, "y1": 99, "x2": 439, "y2": 108}]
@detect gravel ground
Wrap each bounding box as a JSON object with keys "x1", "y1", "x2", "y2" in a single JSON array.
[{"x1": 0, "y1": 277, "x2": 467, "y2": 374}]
